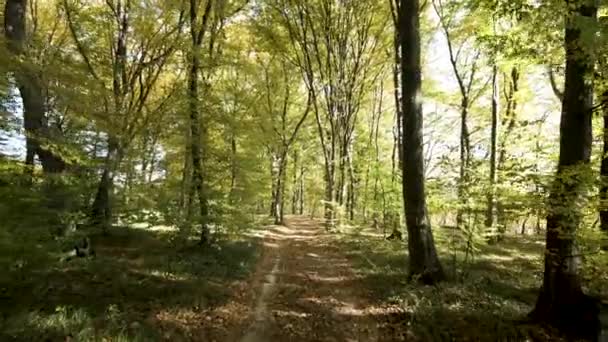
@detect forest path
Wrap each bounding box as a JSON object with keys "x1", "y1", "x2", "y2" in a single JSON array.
[{"x1": 236, "y1": 216, "x2": 379, "y2": 342}]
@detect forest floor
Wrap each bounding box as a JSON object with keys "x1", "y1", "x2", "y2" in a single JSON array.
[
  {"x1": 1, "y1": 216, "x2": 604, "y2": 341},
  {"x1": 235, "y1": 216, "x2": 380, "y2": 341}
]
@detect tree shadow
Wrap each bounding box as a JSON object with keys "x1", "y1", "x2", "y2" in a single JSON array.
[
  {"x1": 333, "y1": 230, "x2": 570, "y2": 341},
  {"x1": 0, "y1": 225, "x2": 261, "y2": 341}
]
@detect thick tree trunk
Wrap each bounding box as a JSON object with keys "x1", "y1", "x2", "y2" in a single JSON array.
[
  {"x1": 531, "y1": 1, "x2": 600, "y2": 338},
  {"x1": 486, "y1": 65, "x2": 499, "y2": 239},
  {"x1": 399, "y1": 0, "x2": 445, "y2": 284},
  {"x1": 5, "y1": 0, "x2": 66, "y2": 174}
]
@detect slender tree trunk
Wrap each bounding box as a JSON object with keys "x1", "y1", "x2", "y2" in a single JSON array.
[
  {"x1": 399, "y1": 0, "x2": 444, "y2": 284},
  {"x1": 91, "y1": 138, "x2": 120, "y2": 232},
  {"x1": 531, "y1": 1, "x2": 600, "y2": 337},
  {"x1": 456, "y1": 97, "x2": 470, "y2": 229},
  {"x1": 486, "y1": 65, "x2": 499, "y2": 239},
  {"x1": 270, "y1": 152, "x2": 288, "y2": 224},
  {"x1": 600, "y1": 89, "x2": 608, "y2": 233},
  {"x1": 229, "y1": 133, "x2": 237, "y2": 204},
  {"x1": 496, "y1": 67, "x2": 519, "y2": 230},
  {"x1": 188, "y1": 0, "x2": 212, "y2": 244},
  {"x1": 298, "y1": 164, "x2": 305, "y2": 215},
  {"x1": 324, "y1": 164, "x2": 335, "y2": 229},
  {"x1": 270, "y1": 154, "x2": 278, "y2": 217},
  {"x1": 180, "y1": 134, "x2": 192, "y2": 216},
  {"x1": 292, "y1": 149, "x2": 299, "y2": 214},
  {"x1": 347, "y1": 148, "x2": 356, "y2": 221}
]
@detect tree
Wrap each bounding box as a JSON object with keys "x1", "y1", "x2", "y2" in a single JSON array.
[
  {"x1": 64, "y1": 0, "x2": 184, "y2": 231},
  {"x1": 398, "y1": 0, "x2": 445, "y2": 284},
  {"x1": 4, "y1": 0, "x2": 66, "y2": 174},
  {"x1": 274, "y1": 0, "x2": 384, "y2": 229},
  {"x1": 433, "y1": 0, "x2": 489, "y2": 231},
  {"x1": 187, "y1": 0, "x2": 214, "y2": 243},
  {"x1": 531, "y1": 0, "x2": 601, "y2": 337}
]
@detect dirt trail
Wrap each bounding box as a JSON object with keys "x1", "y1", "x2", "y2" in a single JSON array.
[{"x1": 237, "y1": 216, "x2": 379, "y2": 342}]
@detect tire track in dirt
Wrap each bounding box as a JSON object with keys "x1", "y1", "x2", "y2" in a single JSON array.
[{"x1": 237, "y1": 216, "x2": 379, "y2": 342}]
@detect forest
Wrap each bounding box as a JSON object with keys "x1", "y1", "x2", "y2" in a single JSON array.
[{"x1": 1, "y1": 0, "x2": 607, "y2": 341}]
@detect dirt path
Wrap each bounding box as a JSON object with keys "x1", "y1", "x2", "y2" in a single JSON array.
[{"x1": 236, "y1": 216, "x2": 379, "y2": 342}]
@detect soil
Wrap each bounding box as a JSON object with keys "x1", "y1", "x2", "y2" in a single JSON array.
[{"x1": 233, "y1": 216, "x2": 380, "y2": 341}]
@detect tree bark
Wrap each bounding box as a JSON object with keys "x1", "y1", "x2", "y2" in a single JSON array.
[
  {"x1": 599, "y1": 89, "x2": 608, "y2": 233},
  {"x1": 496, "y1": 67, "x2": 519, "y2": 230},
  {"x1": 91, "y1": 137, "x2": 120, "y2": 231},
  {"x1": 271, "y1": 154, "x2": 287, "y2": 225},
  {"x1": 399, "y1": 0, "x2": 445, "y2": 284},
  {"x1": 298, "y1": 163, "x2": 305, "y2": 215},
  {"x1": 531, "y1": 0, "x2": 600, "y2": 337},
  {"x1": 292, "y1": 149, "x2": 299, "y2": 214},
  {"x1": 188, "y1": 0, "x2": 213, "y2": 244}
]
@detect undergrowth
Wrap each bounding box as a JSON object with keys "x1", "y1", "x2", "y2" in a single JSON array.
[
  {"x1": 336, "y1": 226, "x2": 605, "y2": 341},
  {"x1": 0, "y1": 223, "x2": 262, "y2": 341}
]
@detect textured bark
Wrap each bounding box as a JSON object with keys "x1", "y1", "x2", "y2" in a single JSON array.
[
  {"x1": 531, "y1": 1, "x2": 600, "y2": 337},
  {"x1": 399, "y1": 0, "x2": 445, "y2": 284}
]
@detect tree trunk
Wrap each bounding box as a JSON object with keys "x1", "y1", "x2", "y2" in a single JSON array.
[
  {"x1": 456, "y1": 97, "x2": 470, "y2": 229},
  {"x1": 4, "y1": 0, "x2": 65, "y2": 175},
  {"x1": 298, "y1": 164, "x2": 304, "y2": 215},
  {"x1": 399, "y1": 0, "x2": 445, "y2": 284},
  {"x1": 486, "y1": 65, "x2": 499, "y2": 240},
  {"x1": 270, "y1": 153, "x2": 288, "y2": 225},
  {"x1": 229, "y1": 133, "x2": 237, "y2": 204},
  {"x1": 496, "y1": 67, "x2": 520, "y2": 231},
  {"x1": 188, "y1": 0, "x2": 212, "y2": 244},
  {"x1": 531, "y1": 1, "x2": 600, "y2": 337},
  {"x1": 347, "y1": 149, "x2": 356, "y2": 221},
  {"x1": 600, "y1": 89, "x2": 608, "y2": 233},
  {"x1": 324, "y1": 166, "x2": 335, "y2": 230},
  {"x1": 292, "y1": 149, "x2": 299, "y2": 214},
  {"x1": 91, "y1": 138, "x2": 120, "y2": 232}
]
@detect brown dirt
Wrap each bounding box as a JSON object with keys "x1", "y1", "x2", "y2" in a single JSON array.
[{"x1": 234, "y1": 216, "x2": 380, "y2": 342}]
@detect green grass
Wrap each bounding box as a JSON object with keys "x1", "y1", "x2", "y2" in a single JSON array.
[
  {"x1": 0, "y1": 224, "x2": 261, "y2": 341},
  {"x1": 336, "y1": 226, "x2": 600, "y2": 341}
]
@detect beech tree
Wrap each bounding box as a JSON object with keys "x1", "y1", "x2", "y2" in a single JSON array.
[
  {"x1": 530, "y1": 0, "x2": 600, "y2": 336},
  {"x1": 398, "y1": 0, "x2": 445, "y2": 283}
]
